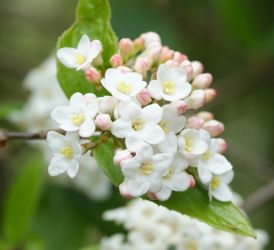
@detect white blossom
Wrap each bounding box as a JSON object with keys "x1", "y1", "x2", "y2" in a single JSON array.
[
  {"x1": 57, "y1": 34, "x2": 102, "y2": 70},
  {"x1": 148, "y1": 63, "x2": 192, "y2": 101}
]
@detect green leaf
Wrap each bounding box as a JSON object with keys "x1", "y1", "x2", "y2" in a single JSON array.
[
  {"x1": 93, "y1": 138, "x2": 123, "y2": 187},
  {"x1": 2, "y1": 154, "x2": 44, "y2": 244},
  {"x1": 80, "y1": 245, "x2": 99, "y2": 250},
  {"x1": 157, "y1": 185, "x2": 256, "y2": 238},
  {"x1": 57, "y1": 0, "x2": 118, "y2": 97},
  {"x1": 0, "y1": 101, "x2": 22, "y2": 119}
]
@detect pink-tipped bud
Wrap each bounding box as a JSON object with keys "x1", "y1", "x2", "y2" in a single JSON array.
[
  {"x1": 203, "y1": 120, "x2": 225, "y2": 137},
  {"x1": 189, "y1": 175, "x2": 196, "y2": 188},
  {"x1": 119, "y1": 38, "x2": 134, "y2": 58},
  {"x1": 186, "y1": 90, "x2": 206, "y2": 109},
  {"x1": 197, "y1": 111, "x2": 214, "y2": 121},
  {"x1": 216, "y1": 138, "x2": 227, "y2": 153},
  {"x1": 109, "y1": 54, "x2": 123, "y2": 68},
  {"x1": 114, "y1": 148, "x2": 132, "y2": 167},
  {"x1": 133, "y1": 37, "x2": 145, "y2": 51},
  {"x1": 149, "y1": 45, "x2": 162, "y2": 62},
  {"x1": 191, "y1": 61, "x2": 204, "y2": 77},
  {"x1": 95, "y1": 114, "x2": 112, "y2": 131},
  {"x1": 181, "y1": 60, "x2": 193, "y2": 80},
  {"x1": 160, "y1": 47, "x2": 174, "y2": 63},
  {"x1": 137, "y1": 88, "x2": 152, "y2": 106},
  {"x1": 192, "y1": 73, "x2": 213, "y2": 89},
  {"x1": 205, "y1": 88, "x2": 217, "y2": 103},
  {"x1": 134, "y1": 57, "x2": 152, "y2": 75},
  {"x1": 186, "y1": 116, "x2": 205, "y2": 129},
  {"x1": 176, "y1": 100, "x2": 187, "y2": 114},
  {"x1": 99, "y1": 96, "x2": 119, "y2": 115},
  {"x1": 85, "y1": 67, "x2": 101, "y2": 83},
  {"x1": 147, "y1": 192, "x2": 157, "y2": 200},
  {"x1": 119, "y1": 184, "x2": 133, "y2": 199},
  {"x1": 173, "y1": 51, "x2": 188, "y2": 63}
]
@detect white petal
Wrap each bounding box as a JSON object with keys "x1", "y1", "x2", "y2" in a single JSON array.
[
  {"x1": 158, "y1": 64, "x2": 186, "y2": 83},
  {"x1": 206, "y1": 154, "x2": 232, "y2": 175},
  {"x1": 125, "y1": 136, "x2": 147, "y2": 152},
  {"x1": 212, "y1": 183, "x2": 233, "y2": 202},
  {"x1": 147, "y1": 80, "x2": 162, "y2": 100},
  {"x1": 69, "y1": 92, "x2": 85, "y2": 108},
  {"x1": 67, "y1": 160, "x2": 79, "y2": 178},
  {"x1": 151, "y1": 153, "x2": 173, "y2": 175},
  {"x1": 48, "y1": 157, "x2": 68, "y2": 176},
  {"x1": 47, "y1": 131, "x2": 67, "y2": 153},
  {"x1": 220, "y1": 170, "x2": 234, "y2": 184},
  {"x1": 117, "y1": 101, "x2": 141, "y2": 121},
  {"x1": 141, "y1": 124, "x2": 165, "y2": 144},
  {"x1": 155, "y1": 185, "x2": 172, "y2": 201},
  {"x1": 136, "y1": 143, "x2": 154, "y2": 160},
  {"x1": 173, "y1": 82, "x2": 192, "y2": 100},
  {"x1": 169, "y1": 172, "x2": 190, "y2": 191},
  {"x1": 79, "y1": 118, "x2": 95, "y2": 138},
  {"x1": 172, "y1": 153, "x2": 189, "y2": 171},
  {"x1": 141, "y1": 103, "x2": 163, "y2": 124},
  {"x1": 51, "y1": 106, "x2": 78, "y2": 131},
  {"x1": 77, "y1": 35, "x2": 90, "y2": 52},
  {"x1": 57, "y1": 48, "x2": 78, "y2": 68},
  {"x1": 198, "y1": 165, "x2": 212, "y2": 184},
  {"x1": 87, "y1": 39, "x2": 102, "y2": 60},
  {"x1": 126, "y1": 179, "x2": 149, "y2": 197},
  {"x1": 111, "y1": 119, "x2": 132, "y2": 138},
  {"x1": 157, "y1": 132, "x2": 177, "y2": 154}
]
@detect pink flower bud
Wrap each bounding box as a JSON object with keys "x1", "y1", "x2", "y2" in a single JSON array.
[
  {"x1": 85, "y1": 67, "x2": 101, "y2": 83},
  {"x1": 147, "y1": 192, "x2": 157, "y2": 200},
  {"x1": 99, "y1": 96, "x2": 119, "y2": 115},
  {"x1": 189, "y1": 175, "x2": 196, "y2": 188},
  {"x1": 160, "y1": 47, "x2": 174, "y2": 63},
  {"x1": 205, "y1": 88, "x2": 217, "y2": 103},
  {"x1": 191, "y1": 61, "x2": 204, "y2": 77},
  {"x1": 203, "y1": 120, "x2": 225, "y2": 137},
  {"x1": 192, "y1": 73, "x2": 213, "y2": 89},
  {"x1": 176, "y1": 100, "x2": 187, "y2": 114},
  {"x1": 133, "y1": 37, "x2": 145, "y2": 51},
  {"x1": 186, "y1": 116, "x2": 205, "y2": 129},
  {"x1": 197, "y1": 111, "x2": 214, "y2": 121},
  {"x1": 113, "y1": 148, "x2": 133, "y2": 167},
  {"x1": 109, "y1": 54, "x2": 123, "y2": 68},
  {"x1": 216, "y1": 138, "x2": 227, "y2": 153},
  {"x1": 173, "y1": 52, "x2": 188, "y2": 63},
  {"x1": 119, "y1": 38, "x2": 134, "y2": 57},
  {"x1": 181, "y1": 60, "x2": 193, "y2": 80},
  {"x1": 134, "y1": 57, "x2": 152, "y2": 75},
  {"x1": 95, "y1": 114, "x2": 112, "y2": 131},
  {"x1": 136, "y1": 88, "x2": 152, "y2": 106},
  {"x1": 149, "y1": 45, "x2": 162, "y2": 62},
  {"x1": 186, "y1": 90, "x2": 206, "y2": 109}
]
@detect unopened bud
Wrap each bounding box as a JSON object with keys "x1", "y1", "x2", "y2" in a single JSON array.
[
  {"x1": 113, "y1": 148, "x2": 132, "y2": 167},
  {"x1": 189, "y1": 175, "x2": 196, "y2": 188},
  {"x1": 133, "y1": 37, "x2": 145, "y2": 51},
  {"x1": 137, "y1": 88, "x2": 152, "y2": 106},
  {"x1": 85, "y1": 67, "x2": 101, "y2": 83},
  {"x1": 160, "y1": 47, "x2": 174, "y2": 63},
  {"x1": 95, "y1": 114, "x2": 112, "y2": 131},
  {"x1": 191, "y1": 61, "x2": 204, "y2": 77},
  {"x1": 119, "y1": 184, "x2": 133, "y2": 199},
  {"x1": 203, "y1": 120, "x2": 225, "y2": 137},
  {"x1": 109, "y1": 54, "x2": 123, "y2": 68},
  {"x1": 176, "y1": 100, "x2": 187, "y2": 114},
  {"x1": 134, "y1": 57, "x2": 152, "y2": 75},
  {"x1": 192, "y1": 73, "x2": 213, "y2": 89},
  {"x1": 119, "y1": 38, "x2": 134, "y2": 59},
  {"x1": 181, "y1": 60, "x2": 193, "y2": 80},
  {"x1": 173, "y1": 52, "x2": 188, "y2": 63},
  {"x1": 186, "y1": 116, "x2": 205, "y2": 129},
  {"x1": 147, "y1": 192, "x2": 158, "y2": 200},
  {"x1": 197, "y1": 111, "x2": 214, "y2": 121},
  {"x1": 149, "y1": 45, "x2": 162, "y2": 63},
  {"x1": 216, "y1": 138, "x2": 227, "y2": 153},
  {"x1": 99, "y1": 96, "x2": 119, "y2": 115},
  {"x1": 205, "y1": 88, "x2": 217, "y2": 103},
  {"x1": 186, "y1": 90, "x2": 206, "y2": 109}
]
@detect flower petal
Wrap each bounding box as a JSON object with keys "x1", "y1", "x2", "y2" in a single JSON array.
[
  {"x1": 212, "y1": 183, "x2": 233, "y2": 202},
  {"x1": 111, "y1": 119, "x2": 132, "y2": 138},
  {"x1": 206, "y1": 154, "x2": 233, "y2": 175},
  {"x1": 141, "y1": 103, "x2": 163, "y2": 124},
  {"x1": 141, "y1": 124, "x2": 165, "y2": 144},
  {"x1": 67, "y1": 160, "x2": 79, "y2": 178},
  {"x1": 147, "y1": 80, "x2": 162, "y2": 100},
  {"x1": 48, "y1": 156, "x2": 68, "y2": 176}
]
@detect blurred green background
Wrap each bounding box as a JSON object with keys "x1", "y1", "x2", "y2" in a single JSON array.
[{"x1": 0, "y1": 0, "x2": 274, "y2": 249}]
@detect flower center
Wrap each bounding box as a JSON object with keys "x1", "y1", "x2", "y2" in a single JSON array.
[
  {"x1": 185, "y1": 138, "x2": 193, "y2": 152},
  {"x1": 211, "y1": 176, "x2": 220, "y2": 190},
  {"x1": 75, "y1": 54, "x2": 87, "y2": 65},
  {"x1": 159, "y1": 120, "x2": 169, "y2": 133},
  {"x1": 185, "y1": 240, "x2": 198, "y2": 250},
  {"x1": 139, "y1": 162, "x2": 153, "y2": 175},
  {"x1": 116, "y1": 81, "x2": 132, "y2": 95},
  {"x1": 202, "y1": 150, "x2": 211, "y2": 161},
  {"x1": 72, "y1": 113, "x2": 85, "y2": 126},
  {"x1": 60, "y1": 146, "x2": 74, "y2": 158},
  {"x1": 162, "y1": 81, "x2": 175, "y2": 95},
  {"x1": 132, "y1": 117, "x2": 145, "y2": 131},
  {"x1": 164, "y1": 167, "x2": 174, "y2": 180}
]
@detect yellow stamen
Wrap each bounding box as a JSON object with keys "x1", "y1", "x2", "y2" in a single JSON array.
[
  {"x1": 164, "y1": 167, "x2": 174, "y2": 180},
  {"x1": 202, "y1": 150, "x2": 211, "y2": 161},
  {"x1": 211, "y1": 176, "x2": 220, "y2": 190},
  {"x1": 116, "y1": 81, "x2": 132, "y2": 95},
  {"x1": 60, "y1": 146, "x2": 74, "y2": 158},
  {"x1": 162, "y1": 81, "x2": 175, "y2": 95},
  {"x1": 185, "y1": 138, "x2": 193, "y2": 152},
  {"x1": 159, "y1": 121, "x2": 169, "y2": 133},
  {"x1": 132, "y1": 117, "x2": 145, "y2": 131},
  {"x1": 139, "y1": 162, "x2": 153, "y2": 175},
  {"x1": 75, "y1": 54, "x2": 87, "y2": 65},
  {"x1": 72, "y1": 113, "x2": 85, "y2": 126}
]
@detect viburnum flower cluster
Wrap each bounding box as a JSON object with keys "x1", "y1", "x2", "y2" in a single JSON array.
[
  {"x1": 100, "y1": 198, "x2": 268, "y2": 250},
  {"x1": 48, "y1": 32, "x2": 234, "y2": 202}
]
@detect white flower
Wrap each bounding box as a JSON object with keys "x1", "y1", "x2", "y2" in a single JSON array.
[
  {"x1": 51, "y1": 92, "x2": 98, "y2": 138},
  {"x1": 101, "y1": 234, "x2": 128, "y2": 250},
  {"x1": 195, "y1": 138, "x2": 233, "y2": 184},
  {"x1": 209, "y1": 170, "x2": 234, "y2": 202},
  {"x1": 157, "y1": 105, "x2": 185, "y2": 154},
  {"x1": 119, "y1": 144, "x2": 173, "y2": 197},
  {"x1": 47, "y1": 131, "x2": 81, "y2": 178},
  {"x1": 111, "y1": 101, "x2": 165, "y2": 151},
  {"x1": 57, "y1": 35, "x2": 102, "y2": 71},
  {"x1": 101, "y1": 68, "x2": 146, "y2": 101},
  {"x1": 154, "y1": 154, "x2": 190, "y2": 201},
  {"x1": 148, "y1": 64, "x2": 192, "y2": 101},
  {"x1": 178, "y1": 128, "x2": 208, "y2": 159}
]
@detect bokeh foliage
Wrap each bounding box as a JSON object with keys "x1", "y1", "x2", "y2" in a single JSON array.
[{"x1": 0, "y1": 0, "x2": 274, "y2": 249}]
